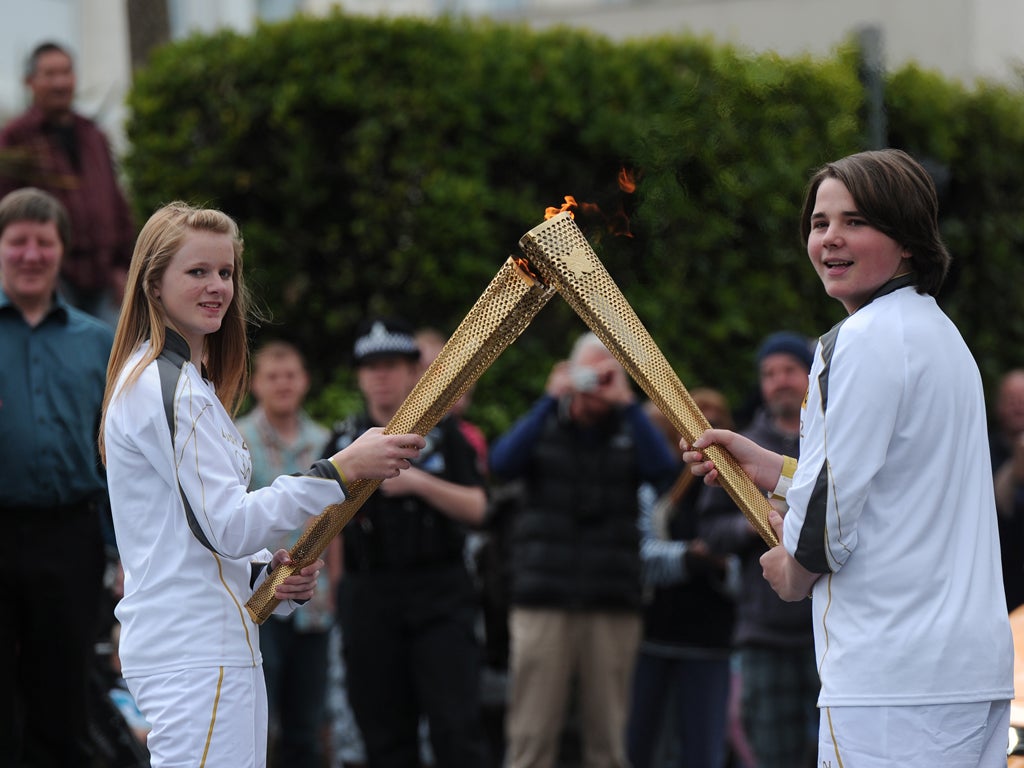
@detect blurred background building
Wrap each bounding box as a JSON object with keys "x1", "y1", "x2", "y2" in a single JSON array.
[{"x1": 1, "y1": 0, "x2": 1022, "y2": 153}]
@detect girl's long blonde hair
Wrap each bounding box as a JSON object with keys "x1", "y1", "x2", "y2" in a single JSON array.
[{"x1": 99, "y1": 202, "x2": 253, "y2": 463}]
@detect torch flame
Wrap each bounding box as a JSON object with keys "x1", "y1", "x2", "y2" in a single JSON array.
[
  {"x1": 513, "y1": 256, "x2": 541, "y2": 281},
  {"x1": 543, "y1": 167, "x2": 638, "y2": 235},
  {"x1": 544, "y1": 195, "x2": 578, "y2": 220},
  {"x1": 544, "y1": 195, "x2": 605, "y2": 221},
  {"x1": 618, "y1": 167, "x2": 636, "y2": 194}
]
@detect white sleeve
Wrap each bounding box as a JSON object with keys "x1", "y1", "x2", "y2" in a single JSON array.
[
  {"x1": 171, "y1": 373, "x2": 341, "y2": 559},
  {"x1": 784, "y1": 322, "x2": 905, "y2": 573}
]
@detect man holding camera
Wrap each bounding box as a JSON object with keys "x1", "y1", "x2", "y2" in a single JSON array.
[{"x1": 490, "y1": 332, "x2": 677, "y2": 768}]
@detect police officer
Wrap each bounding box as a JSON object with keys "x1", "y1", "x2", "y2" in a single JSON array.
[{"x1": 325, "y1": 316, "x2": 488, "y2": 768}]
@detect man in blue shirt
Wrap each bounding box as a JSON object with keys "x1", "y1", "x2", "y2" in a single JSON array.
[{"x1": 0, "y1": 187, "x2": 115, "y2": 765}]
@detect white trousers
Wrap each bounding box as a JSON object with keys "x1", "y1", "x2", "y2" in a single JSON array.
[
  {"x1": 819, "y1": 700, "x2": 1009, "y2": 768},
  {"x1": 127, "y1": 665, "x2": 268, "y2": 768}
]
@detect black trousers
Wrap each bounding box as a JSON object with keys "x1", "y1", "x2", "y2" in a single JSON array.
[
  {"x1": 338, "y1": 565, "x2": 487, "y2": 768},
  {"x1": 260, "y1": 616, "x2": 330, "y2": 768},
  {"x1": 0, "y1": 505, "x2": 106, "y2": 767}
]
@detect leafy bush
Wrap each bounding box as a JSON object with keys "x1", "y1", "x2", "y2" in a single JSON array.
[{"x1": 124, "y1": 12, "x2": 1024, "y2": 435}]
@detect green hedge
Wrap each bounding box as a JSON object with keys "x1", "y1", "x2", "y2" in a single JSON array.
[{"x1": 124, "y1": 12, "x2": 1024, "y2": 435}]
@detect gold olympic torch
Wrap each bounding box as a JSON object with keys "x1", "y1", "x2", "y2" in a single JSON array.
[
  {"x1": 517, "y1": 211, "x2": 778, "y2": 547},
  {"x1": 245, "y1": 257, "x2": 556, "y2": 623}
]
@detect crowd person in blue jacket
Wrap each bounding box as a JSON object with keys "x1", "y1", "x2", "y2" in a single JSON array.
[{"x1": 491, "y1": 331, "x2": 677, "y2": 768}]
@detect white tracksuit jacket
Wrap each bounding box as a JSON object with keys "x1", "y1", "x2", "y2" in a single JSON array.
[
  {"x1": 105, "y1": 333, "x2": 345, "y2": 678},
  {"x1": 783, "y1": 280, "x2": 1013, "y2": 707}
]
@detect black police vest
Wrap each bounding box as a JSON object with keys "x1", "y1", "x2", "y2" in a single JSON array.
[{"x1": 329, "y1": 414, "x2": 469, "y2": 572}]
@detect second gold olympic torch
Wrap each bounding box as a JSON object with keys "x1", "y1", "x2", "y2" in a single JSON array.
[
  {"x1": 517, "y1": 211, "x2": 779, "y2": 548},
  {"x1": 245, "y1": 257, "x2": 556, "y2": 624}
]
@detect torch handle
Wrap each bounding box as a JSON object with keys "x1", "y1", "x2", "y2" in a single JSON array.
[{"x1": 246, "y1": 480, "x2": 382, "y2": 624}]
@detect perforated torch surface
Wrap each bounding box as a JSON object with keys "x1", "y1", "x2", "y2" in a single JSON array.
[
  {"x1": 518, "y1": 212, "x2": 778, "y2": 547},
  {"x1": 246, "y1": 257, "x2": 556, "y2": 623}
]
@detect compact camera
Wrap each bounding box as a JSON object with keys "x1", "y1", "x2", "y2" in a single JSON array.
[{"x1": 570, "y1": 366, "x2": 599, "y2": 393}]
